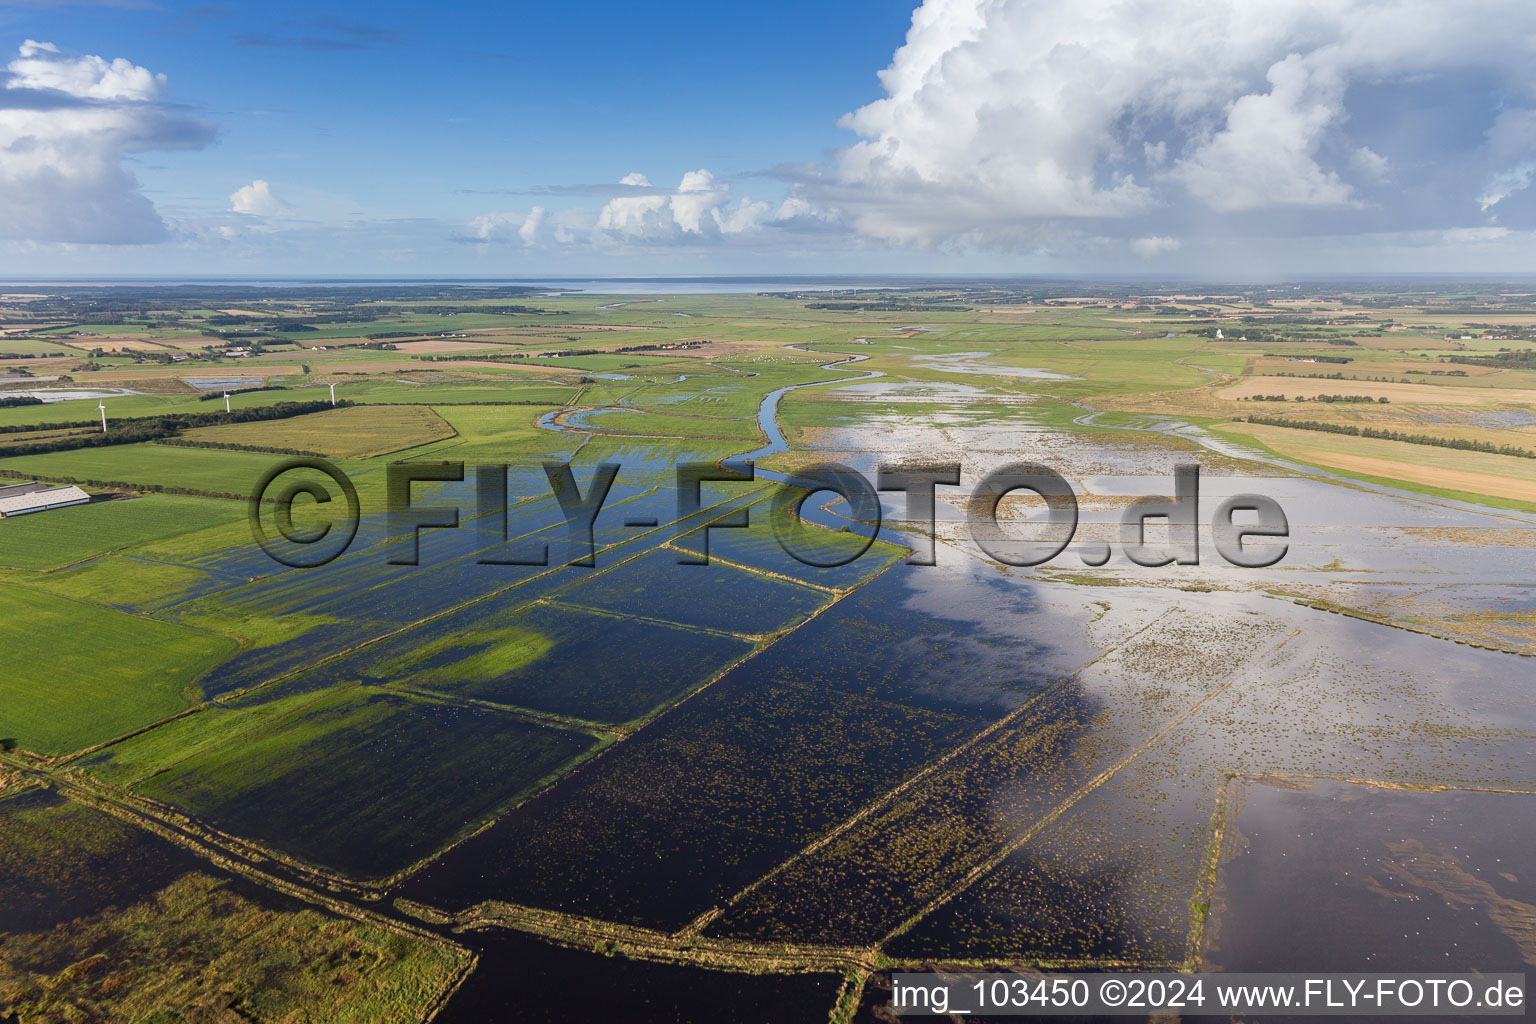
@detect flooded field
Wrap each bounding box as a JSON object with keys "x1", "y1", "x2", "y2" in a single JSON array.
[
  {"x1": 439, "y1": 932, "x2": 843, "y2": 1024},
  {"x1": 1204, "y1": 777, "x2": 1536, "y2": 972},
  {"x1": 133, "y1": 688, "x2": 598, "y2": 880}
]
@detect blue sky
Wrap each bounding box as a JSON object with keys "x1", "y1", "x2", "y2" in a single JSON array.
[
  {"x1": 25, "y1": 1, "x2": 905, "y2": 214},
  {"x1": 2, "y1": 0, "x2": 1536, "y2": 276}
]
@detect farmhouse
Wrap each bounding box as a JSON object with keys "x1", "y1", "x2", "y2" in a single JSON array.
[{"x1": 0, "y1": 484, "x2": 91, "y2": 517}]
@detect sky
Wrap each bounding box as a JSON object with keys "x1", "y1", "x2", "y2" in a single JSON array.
[{"x1": 2, "y1": 0, "x2": 1536, "y2": 278}]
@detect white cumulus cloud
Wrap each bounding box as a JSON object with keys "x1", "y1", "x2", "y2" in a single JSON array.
[
  {"x1": 0, "y1": 39, "x2": 214, "y2": 244},
  {"x1": 229, "y1": 179, "x2": 290, "y2": 218},
  {"x1": 817, "y1": 0, "x2": 1536, "y2": 249},
  {"x1": 462, "y1": 206, "x2": 546, "y2": 245},
  {"x1": 671, "y1": 169, "x2": 724, "y2": 234},
  {"x1": 518, "y1": 205, "x2": 544, "y2": 244},
  {"x1": 593, "y1": 169, "x2": 767, "y2": 241}
]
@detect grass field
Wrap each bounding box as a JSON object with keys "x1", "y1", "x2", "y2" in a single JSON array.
[
  {"x1": 340, "y1": 381, "x2": 581, "y2": 405},
  {"x1": 427, "y1": 402, "x2": 576, "y2": 461},
  {"x1": 0, "y1": 583, "x2": 236, "y2": 754},
  {"x1": 0, "y1": 338, "x2": 75, "y2": 356},
  {"x1": 0, "y1": 495, "x2": 244, "y2": 570},
  {"x1": 27, "y1": 555, "x2": 213, "y2": 609},
  {"x1": 178, "y1": 404, "x2": 457, "y2": 458},
  {"x1": 0, "y1": 442, "x2": 383, "y2": 500}
]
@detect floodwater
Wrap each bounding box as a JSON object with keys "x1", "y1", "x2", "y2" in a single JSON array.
[
  {"x1": 911, "y1": 350, "x2": 1081, "y2": 379},
  {"x1": 476, "y1": 338, "x2": 1533, "y2": 972},
  {"x1": 3, "y1": 387, "x2": 142, "y2": 402},
  {"x1": 437, "y1": 931, "x2": 842, "y2": 1023},
  {"x1": 1205, "y1": 777, "x2": 1536, "y2": 972},
  {"x1": 183, "y1": 376, "x2": 264, "y2": 389}
]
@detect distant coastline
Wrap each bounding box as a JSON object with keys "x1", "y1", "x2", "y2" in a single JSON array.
[{"x1": 0, "y1": 276, "x2": 903, "y2": 294}]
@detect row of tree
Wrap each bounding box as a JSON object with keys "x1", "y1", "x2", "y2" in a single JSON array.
[
  {"x1": 0, "y1": 400, "x2": 351, "y2": 454},
  {"x1": 0, "y1": 467, "x2": 246, "y2": 500},
  {"x1": 1243, "y1": 415, "x2": 1535, "y2": 458},
  {"x1": 1443, "y1": 349, "x2": 1536, "y2": 367},
  {"x1": 417, "y1": 340, "x2": 707, "y2": 362},
  {"x1": 1241, "y1": 394, "x2": 1390, "y2": 403},
  {"x1": 157, "y1": 438, "x2": 326, "y2": 457}
]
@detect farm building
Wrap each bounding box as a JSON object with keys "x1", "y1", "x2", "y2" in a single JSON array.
[{"x1": 0, "y1": 484, "x2": 91, "y2": 517}]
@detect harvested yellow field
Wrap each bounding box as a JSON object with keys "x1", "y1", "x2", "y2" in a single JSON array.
[
  {"x1": 1310, "y1": 453, "x2": 1536, "y2": 504},
  {"x1": 1219, "y1": 375, "x2": 1536, "y2": 406},
  {"x1": 179, "y1": 403, "x2": 456, "y2": 459},
  {"x1": 1222, "y1": 422, "x2": 1536, "y2": 504}
]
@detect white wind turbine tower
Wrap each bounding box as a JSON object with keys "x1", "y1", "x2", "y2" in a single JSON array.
[
  {"x1": 224, "y1": 391, "x2": 231, "y2": 413},
  {"x1": 328, "y1": 382, "x2": 337, "y2": 406},
  {"x1": 98, "y1": 402, "x2": 107, "y2": 432}
]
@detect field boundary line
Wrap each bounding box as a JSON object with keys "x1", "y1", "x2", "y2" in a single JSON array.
[
  {"x1": 877, "y1": 626, "x2": 1303, "y2": 947},
  {"x1": 689, "y1": 606, "x2": 1180, "y2": 936}
]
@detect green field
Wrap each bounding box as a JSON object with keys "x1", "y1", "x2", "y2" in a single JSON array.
[
  {"x1": 179, "y1": 403, "x2": 457, "y2": 458},
  {"x1": 0, "y1": 495, "x2": 243, "y2": 570},
  {"x1": 0, "y1": 583, "x2": 236, "y2": 754},
  {"x1": 0, "y1": 442, "x2": 380, "y2": 499},
  {"x1": 28, "y1": 554, "x2": 215, "y2": 609}
]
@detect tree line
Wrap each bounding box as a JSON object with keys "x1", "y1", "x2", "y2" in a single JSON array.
[
  {"x1": 417, "y1": 340, "x2": 707, "y2": 362},
  {"x1": 0, "y1": 400, "x2": 352, "y2": 455},
  {"x1": 1442, "y1": 350, "x2": 1536, "y2": 367},
  {"x1": 0, "y1": 467, "x2": 246, "y2": 500},
  {"x1": 156, "y1": 438, "x2": 327, "y2": 457},
  {"x1": 1243, "y1": 415, "x2": 1535, "y2": 458},
  {"x1": 1240, "y1": 394, "x2": 1390, "y2": 403}
]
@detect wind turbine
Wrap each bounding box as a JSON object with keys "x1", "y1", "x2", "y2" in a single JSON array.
[
  {"x1": 223, "y1": 391, "x2": 231, "y2": 413},
  {"x1": 98, "y1": 402, "x2": 107, "y2": 433},
  {"x1": 328, "y1": 382, "x2": 337, "y2": 406}
]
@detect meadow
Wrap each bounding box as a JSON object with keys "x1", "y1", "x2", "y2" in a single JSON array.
[
  {"x1": 178, "y1": 403, "x2": 458, "y2": 458},
  {"x1": 0, "y1": 494, "x2": 242, "y2": 570},
  {"x1": 0, "y1": 583, "x2": 235, "y2": 754}
]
